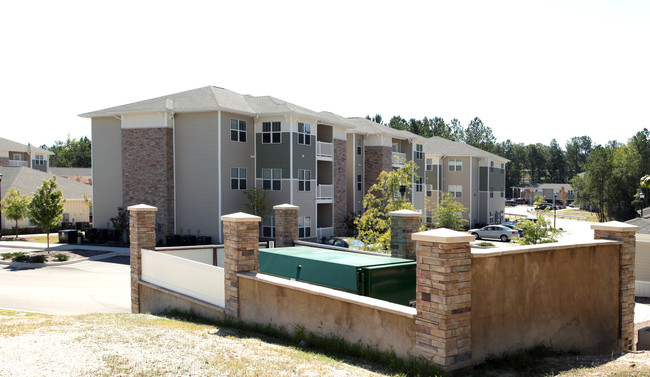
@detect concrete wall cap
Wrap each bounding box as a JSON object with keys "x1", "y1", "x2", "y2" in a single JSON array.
[
  {"x1": 412, "y1": 228, "x2": 475, "y2": 243},
  {"x1": 591, "y1": 221, "x2": 639, "y2": 233},
  {"x1": 127, "y1": 204, "x2": 158, "y2": 212},
  {"x1": 389, "y1": 209, "x2": 422, "y2": 218},
  {"x1": 220, "y1": 212, "x2": 261, "y2": 222},
  {"x1": 273, "y1": 203, "x2": 300, "y2": 210}
]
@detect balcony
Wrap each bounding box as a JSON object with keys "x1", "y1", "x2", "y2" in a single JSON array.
[
  {"x1": 317, "y1": 141, "x2": 333, "y2": 160},
  {"x1": 9, "y1": 160, "x2": 28, "y2": 167},
  {"x1": 317, "y1": 227, "x2": 334, "y2": 241},
  {"x1": 316, "y1": 184, "x2": 333, "y2": 201},
  {"x1": 392, "y1": 152, "x2": 406, "y2": 167}
]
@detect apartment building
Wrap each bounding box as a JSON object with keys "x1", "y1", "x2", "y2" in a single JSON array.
[
  {"x1": 80, "y1": 86, "x2": 506, "y2": 243},
  {"x1": 0, "y1": 137, "x2": 52, "y2": 173}
]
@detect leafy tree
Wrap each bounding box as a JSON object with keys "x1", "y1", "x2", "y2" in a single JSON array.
[
  {"x1": 42, "y1": 136, "x2": 92, "y2": 168},
  {"x1": 464, "y1": 117, "x2": 496, "y2": 153},
  {"x1": 533, "y1": 194, "x2": 545, "y2": 206},
  {"x1": 565, "y1": 136, "x2": 593, "y2": 179},
  {"x1": 547, "y1": 139, "x2": 567, "y2": 183},
  {"x1": 431, "y1": 192, "x2": 467, "y2": 229},
  {"x1": 515, "y1": 213, "x2": 559, "y2": 245},
  {"x1": 449, "y1": 119, "x2": 465, "y2": 142},
  {"x1": 244, "y1": 187, "x2": 271, "y2": 218},
  {"x1": 388, "y1": 116, "x2": 408, "y2": 131},
  {"x1": 28, "y1": 177, "x2": 65, "y2": 252},
  {"x1": 355, "y1": 161, "x2": 419, "y2": 252},
  {"x1": 0, "y1": 188, "x2": 31, "y2": 238},
  {"x1": 574, "y1": 146, "x2": 613, "y2": 222},
  {"x1": 525, "y1": 144, "x2": 547, "y2": 183},
  {"x1": 110, "y1": 207, "x2": 129, "y2": 245}
]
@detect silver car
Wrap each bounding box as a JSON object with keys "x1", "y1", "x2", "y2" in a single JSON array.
[{"x1": 468, "y1": 225, "x2": 520, "y2": 242}]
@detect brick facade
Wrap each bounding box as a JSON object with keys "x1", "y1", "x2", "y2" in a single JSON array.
[
  {"x1": 389, "y1": 209, "x2": 422, "y2": 260},
  {"x1": 222, "y1": 212, "x2": 261, "y2": 318},
  {"x1": 333, "y1": 139, "x2": 347, "y2": 236},
  {"x1": 122, "y1": 128, "x2": 174, "y2": 240},
  {"x1": 412, "y1": 228, "x2": 474, "y2": 371},
  {"x1": 274, "y1": 204, "x2": 298, "y2": 247},
  {"x1": 0, "y1": 157, "x2": 8, "y2": 167},
  {"x1": 128, "y1": 204, "x2": 157, "y2": 313},
  {"x1": 592, "y1": 221, "x2": 639, "y2": 351},
  {"x1": 364, "y1": 146, "x2": 392, "y2": 192}
]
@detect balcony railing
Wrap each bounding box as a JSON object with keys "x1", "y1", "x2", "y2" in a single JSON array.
[
  {"x1": 317, "y1": 141, "x2": 333, "y2": 158},
  {"x1": 392, "y1": 152, "x2": 406, "y2": 167},
  {"x1": 9, "y1": 160, "x2": 28, "y2": 167},
  {"x1": 317, "y1": 227, "x2": 334, "y2": 241},
  {"x1": 317, "y1": 184, "x2": 333, "y2": 200}
]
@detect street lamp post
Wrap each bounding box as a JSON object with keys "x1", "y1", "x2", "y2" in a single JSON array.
[
  {"x1": 641, "y1": 192, "x2": 646, "y2": 218},
  {"x1": 553, "y1": 192, "x2": 557, "y2": 229}
]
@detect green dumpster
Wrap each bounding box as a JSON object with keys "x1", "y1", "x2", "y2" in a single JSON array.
[{"x1": 259, "y1": 246, "x2": 416, "y2": 306}]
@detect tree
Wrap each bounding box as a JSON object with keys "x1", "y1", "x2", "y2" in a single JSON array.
[
  {"x1": 525, "y1": 144, "x2": 547, "y2": 183},
  {"x1": 565, "y1": 136, "x2": 593, "y2": 179},
  {"x1": 28, "y1": 177, "x2": 65, "y2": 252},
  {"x1": 110, "y1": 207, "x2": 129, "y2": 245},
  {"x1": 244, "y1": 187, "x2": 271, "y2": 218},
  {"x1": 431, "y1": 192, "x2": 467, "y2": 229},
  {"x1": 515, "y1": 213, "x2": 559, "y2": 245},
  {"x1": 533, "y1": 194, "x2": 545, "y2": 206},
  {"x1": 464, "y1": 117, "x2": 496, "y2": 153},
  {"x1": 355, "y1": 161, "x2": 419, "y2": 252},
  {"x1": 546, "y1": 139, "x2": 567, "y2": 183},
  {"x1": 449, "y1": 119, "x2": 465, "y2": 142},
  {"x1": 576, "y1": 146, "x2": 613, "y2": 222},
  {"x1": 0, "y1": 188, "x2": 31, "y2": 238},
  {"x1": 365, "y1": 114, "x2": 383, "y2": 125},
  {"x1": 42, "y1": 136, "x2": 92, "y2": 167},
  {"x1": 388, "y1": 116, "x2": 408, "y2": 131}
]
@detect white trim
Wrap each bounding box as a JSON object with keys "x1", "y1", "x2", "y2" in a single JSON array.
[
  {"x1": 289, "y1": 116, "x2": 294, "y2": 204},
  {"x1": 218, "y1": 111, "x2": 222, "y2": 243},
  {"x1": 171, "y1": 111, "x2": 177, "y2": 234},
  {"x1": 470, "y1": 157, "x2": 473, "y2": 227}
]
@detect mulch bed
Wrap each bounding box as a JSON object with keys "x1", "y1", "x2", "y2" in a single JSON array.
[{"x1": 1, "y1": 249, "x2": 114, "y2": 264}]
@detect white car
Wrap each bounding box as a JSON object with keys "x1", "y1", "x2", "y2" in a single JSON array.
[{"x1": 468, "y1": 225, "x2": 520, "y2": 242}]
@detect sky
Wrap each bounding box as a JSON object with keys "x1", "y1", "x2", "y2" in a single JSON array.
[{"x1": 2, "y1": 0, "x2": 648, "y2": 150}]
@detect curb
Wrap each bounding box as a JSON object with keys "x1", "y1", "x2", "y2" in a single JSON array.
[{"x1": 0, "y1": 251, "x2": 124, "y2": 268}]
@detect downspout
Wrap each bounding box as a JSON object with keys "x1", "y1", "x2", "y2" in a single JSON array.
[
  {"x1": 469, "y1": 156, "x2": 473, "y2": 227},
  {"x1": 254, "y1": 116, "x2": 258, "y2": 189},
  {"x1": 218, "y1": 111, "x2": 223, "y2": 243},
  {"x1": 487, "y1": 159, "x2": 490, "y2": 223},
  {"x1": 289, "y1": 116, "x2": 294, "y2": 204},
  {"x1": 171, "y1": 112, "x2": 177, "y2": 234}
]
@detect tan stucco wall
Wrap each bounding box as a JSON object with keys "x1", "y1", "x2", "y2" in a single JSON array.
[
  {"x1": 238, "y1": 273, "x2": 416, "y2": 359},
  {"x1": 139, "y1": 282, "x2": 227, "y2": 322},
  {"x1": 471, "y1": 244, "x2": 620, "y2": 362}
]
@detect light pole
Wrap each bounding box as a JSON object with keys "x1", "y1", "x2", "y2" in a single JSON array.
[
  {"x1": 553, "y1": 192, "x2": 557, "y2": 229},
  {"x1": 641, "y1": 192, "x2": 646, "y2": 218}
]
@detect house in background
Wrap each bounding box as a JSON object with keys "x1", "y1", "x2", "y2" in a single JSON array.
[
  {"x1": 0, "y1": 137, "x2": 53, "y2": 173},
  {"x1": 0, "y1": 167, "x2": 91, "y2": 231},
  {"x1": 80, "y1": 86, "x2": 506, "y2": 244},
  {"x1": 511, "y1": 183, "x2": 575, "y2": 205}
]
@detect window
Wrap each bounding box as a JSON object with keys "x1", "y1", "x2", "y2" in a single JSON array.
[
  {"x1": 426, "y1": 184, "x2": 433, "y2": 197},
  {"x1": 262, "y1": 217, "x2": 275, "y2": 238},
  {"x1": 415, "y1": 144, "x2": 424, "y2": 160},
  {"x1": 415, "y1": 177, "x2": 423, "y2": 192},
  {"x1": 298, "y1": 122, "x2": 311, "y2": 145},
  {"x1": 298, "y1": 216, "x2": 311, "y2": 238},
  {"x1": 426, "y1": 158, "x2": 433, "y2": 171},
  {"x1": 298, "y1": 169, "x2": 311, "y2": 191},
  {"x1": 34, "y1": 155, "x2": 44, "y2": 165},
  {"x1": 262, "y1": 168, "x2": 282, "y2": 190},
  {"x1": 392, "y1": 142, "x2": 399, "y2": 152},
  {"x1": 449, "y1": 159, "x2": 462, "y2": 172},
  {"x1": 426, "y1": 210, "x2": 433, "y2": 224},
  {"x1": 230, "y1": 119, "x2": 246, "y2": 142},
  {"x1": 230, "y1": 168, "x2": 246, "y2": 190},
  {"x1": 501, "y1": 192, "x2": 504, "y2": 197},
  {"x1": 262, "y1": 121, "x2": 281, "y2": 144},
  {"x1": 357, "y1": 174, "x2": 362, "y2": 191},
  {"x1": 490, "y1": 161, "x2": 494, "y2": 167},
  {"x1": 490, "y1": 192, "x2": 494, "y2": 198},
  {"x1": 449, "y1": 185, "x2": 462, "y2": 198},
  {"x1": 356, "y1": 137, "x2": 362, "y2": 155},
  {"x1": 500, "y1": 163, "x2": 505, "y2": 169}
]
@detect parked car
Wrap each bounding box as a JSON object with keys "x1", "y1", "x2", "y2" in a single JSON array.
[
  {"x1": 468, "y1": 225, "x2": 520, "y2": 242},
  {"x1": 502, "y1": 223, "x2": 525, "y2": 235},
  {"x1": 324, "y1": 237, "x2": 364, "y2": 249},
  {"x1": 505, "y1": 199, "x2": 517, "y2": 207}
]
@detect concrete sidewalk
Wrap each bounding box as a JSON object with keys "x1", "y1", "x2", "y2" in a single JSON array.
[{"x1": 0, "y1": 240, "x2": 130, "y2": 255}]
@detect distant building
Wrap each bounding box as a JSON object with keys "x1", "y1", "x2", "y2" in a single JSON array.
[
  {"x1": 511, "y1": 183, "x2": 575, "y2": 204},
  {"x1": 0, "y1": 137, "x2": 53, "y2": 173},
  {"x1": 50, "y1": 167, "x2": 92, "y2": 185}
]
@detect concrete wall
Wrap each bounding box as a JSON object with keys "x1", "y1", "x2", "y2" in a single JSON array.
[
  {"x1": 636, "y1": 235, "x2": 650, "y2": 297},
  {"x1": 238, "y1": 272, "x2": 416, "y2": 359},
  {"x1": 471, "y1": 243, "x2": 620, "y2": 361}
]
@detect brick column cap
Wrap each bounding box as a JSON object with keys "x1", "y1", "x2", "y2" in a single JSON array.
[
  {"x1": 273, "y1": 203, "x2": 300, "y2": 210},
  {"x1": 591, "y1": 221, "x2": 639, "y2": 233},
  {"x1": 127, "y1": 204, "x2": 158, "y2": 212},
  {"x1": 412, "y1": 228, "x2": 475, "y2": 243},
  {"x1": 389, "y1": 209, "x2": 422, "y2": 218},
  {"x1": 221, "y1": 212, "x2": 261, "y2": 223}
]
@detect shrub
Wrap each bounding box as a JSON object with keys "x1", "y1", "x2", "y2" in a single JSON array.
[
  {"x1": 477, "y1": 242, "x2": 494, "y2": 247},
  {"x1": 54, "y1": 253, "x2": 69, "y2": 261},
  {"x1": 11, "y1": 252, "x2": 28, "y2": 262},
  {"x1": 1, "y1": 252, "x2": 16, "y2": 260},
  {"x1": 29, "y1": 255, "x2": 47, "y2": 263}
]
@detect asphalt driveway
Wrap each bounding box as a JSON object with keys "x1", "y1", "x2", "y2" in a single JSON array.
[{"x1": 0, "y1": 255, "x2": 131, "y2": 315}]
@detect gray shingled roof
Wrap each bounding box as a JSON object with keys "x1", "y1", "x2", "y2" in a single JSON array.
[
  {"x1": 0, "y1": 137, "x2": 53, "y2": 155},
  {"x1": 49, "y1": 167, "x2": 92, "y2": 177},
  {"x1": 425, "y1": 136, "x2": 508, "y2": 161},
  {"x1": 0, "y1": 167, "x2": 91, "y2": 201},
  {"x1": 346, "y1": 117, "x2": 429, "y2": 141}
]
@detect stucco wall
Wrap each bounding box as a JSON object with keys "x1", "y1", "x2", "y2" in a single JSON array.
[
  {"x1": 238, "y1": 272, "x2": 416, "y2": 359},
  {"x1": 139, "y1": 282, "x2": 227, "y2": 323},
  {"x1": 471, "y1": 244, "x2": 620, "y2": 362}
]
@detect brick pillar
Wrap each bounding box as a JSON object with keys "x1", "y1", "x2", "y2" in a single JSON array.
[
  {"x1": 592, "y1": 221, "x2": 639, "y2": 351},
  {"x1": 274, "y1": 204, "x2": 299, "y2": 247},
  {"x1": 128, "y1": 204, "x2": 158, "y2": 313},
  {"x1": 390, "y1": 209, "x2": 422, "y2": 260},
  {"x1": 222, "y1": 212, "x2": 261, "y2": 318},
  {"x1": 412, "y1": 228, "x2": 474, "y2": 371}
]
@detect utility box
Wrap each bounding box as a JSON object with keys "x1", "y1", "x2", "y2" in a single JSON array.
[
  {"x1": 259, "y1": 246, "x2": 416, "y2": 306},
  {"x1": 58, "y1": 229, "x2": 78, "y2": 243}
]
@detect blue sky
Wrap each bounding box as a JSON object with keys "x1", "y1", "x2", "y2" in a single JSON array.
[{"x1": 2, "y1": 0, "x2": 648, "y2": 149}]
